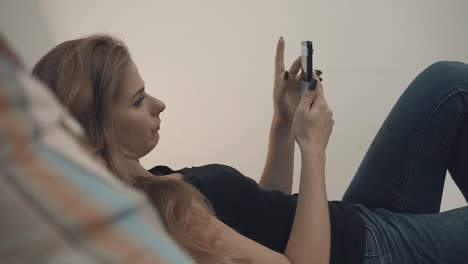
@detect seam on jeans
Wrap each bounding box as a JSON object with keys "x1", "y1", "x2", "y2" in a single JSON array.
[
  {"x1": 372, "y1": 208, "x2": 384, "y2": 215},
  {"x1": 364, "y1": 224, "x2": 384, "y2": 262},
  {"x1": 400, "y1": 85, "x2": 468, "y2": 211}
]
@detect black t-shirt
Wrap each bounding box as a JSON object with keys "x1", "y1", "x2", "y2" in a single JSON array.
[{"x1": 149, "y1": 163, "x2": 365, "y2": 264}]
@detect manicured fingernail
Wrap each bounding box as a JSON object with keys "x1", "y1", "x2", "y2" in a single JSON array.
[
  {"x1": 284, "y1": 71, "x2": 289, "y2": 81},
  {"x1": 319, "y1": 77, "x2": 323, "y2": 81},
  {"x1": 315, "y1": 69, "x2": 323, "y2": 75},
  {"x1": 308, "y1": 79, "x2": 317, "y2": 91}
]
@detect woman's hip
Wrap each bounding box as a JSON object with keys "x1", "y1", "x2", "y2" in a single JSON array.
[{"x1": 352, "y1": 203, "x2": 468, "y2": 264}]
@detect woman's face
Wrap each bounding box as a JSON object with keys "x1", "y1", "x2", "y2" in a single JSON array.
[{"x1": 111, "y1": 61, "x2": 166, "y2": 159}]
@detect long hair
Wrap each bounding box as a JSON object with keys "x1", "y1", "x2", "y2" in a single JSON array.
[
  {"x1": 32, "y1": 34, "x2": 246, "y2": 264},
  {"x1": 32, "y1": 34, "x2": 131, "y2": 182}
]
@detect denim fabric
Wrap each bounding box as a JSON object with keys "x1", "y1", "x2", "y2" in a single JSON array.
[
  {"x1": 354, "y1": 204, "x2": 468, "y2": 264},
  {"x1": 342, "y1": 61, "x2": 468, "y2": 263}
]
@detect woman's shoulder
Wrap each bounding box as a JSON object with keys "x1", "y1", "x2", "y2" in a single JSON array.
[
  {"x1": 191, "y1": 163, "x2": 244, "y2": 175},
  {"x1": 149, "y1": 163, "x2": 255, "y2": 189},
  {"x1": 149, "y1": 163, "x2": 242, "y2": 177}
]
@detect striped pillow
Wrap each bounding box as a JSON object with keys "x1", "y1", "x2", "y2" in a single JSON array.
[{"x1": 0, "y1": 53, "x2": 194, "y2": 264}]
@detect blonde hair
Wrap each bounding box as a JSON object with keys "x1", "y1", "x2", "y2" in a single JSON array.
[
  {"x1": 32, "y1": 34, "x2": 131, "y2": 182},
  {"x1": 32, "y1": 34, "x2": 248, "y2": 264}
]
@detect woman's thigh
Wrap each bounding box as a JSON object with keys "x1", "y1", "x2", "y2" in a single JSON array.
[{"x1": 342, "y1": 61, "x2": 468, "y2": 214}]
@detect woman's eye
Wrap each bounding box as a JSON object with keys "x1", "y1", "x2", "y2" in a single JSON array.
[{"x1": 134, "y1": 95, "x2": 145, "y2": 107}]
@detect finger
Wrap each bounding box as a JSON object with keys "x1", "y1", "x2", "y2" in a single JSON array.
[
  {"x1": 312, "y1": 71, "x2": 325, "y2": 98},
  {"x1": 275, "y1": 36, "x2": 285, "y2": 74},
  {"x1": 289, "y1": 56, "x2": 301, "y2": 76},
  {"x1": 315, "y1": 69, "x2": 323, "y2": 82},
  {"x1": 299, "y1": 68, "x2": 321, "y2": 82},
  {"x1": 278, "y1": 71, "x2": 290, "y2": 99},
  {"x1": 298, "y1": 79, "x2": 319, "y2": 111}
]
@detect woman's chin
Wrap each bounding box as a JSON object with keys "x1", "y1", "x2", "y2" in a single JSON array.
[
  {"x1": 153, "y1": 133, "x2": 159, "y2": 147},
  {"x1": 129, "y1": 135, "x2": 159, "y2": 159},
  {"x1": 145, "y1": 136, "x2": 159, "y2": 155}
]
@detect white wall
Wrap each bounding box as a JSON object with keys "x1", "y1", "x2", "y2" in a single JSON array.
[{"x1": 2, "y1": 0, "x2": 468, "y2": 211}]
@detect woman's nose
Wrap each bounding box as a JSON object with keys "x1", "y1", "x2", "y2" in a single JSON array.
[
  {"x1": 158, "y1": 100, "x2": 166, "y2": 113},
  {"x1": 151, "y1": 97, "x2": 165, "y2": 116}
]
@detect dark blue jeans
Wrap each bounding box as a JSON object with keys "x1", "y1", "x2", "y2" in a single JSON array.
[{"x1": 341, "y1": 61, "x2": 468, "y2": 264}]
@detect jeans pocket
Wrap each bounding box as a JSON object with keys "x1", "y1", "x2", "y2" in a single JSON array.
[{"x1": 364, "y1": 224, "x2": 382, "y2": 262}]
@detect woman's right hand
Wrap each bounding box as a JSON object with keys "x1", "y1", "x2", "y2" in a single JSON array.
[{"x1": 292, "y1": 72, "x2": 334, "y2": 151}]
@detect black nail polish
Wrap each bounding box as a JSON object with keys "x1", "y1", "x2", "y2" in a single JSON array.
[
  {"x1": 308, "y1": 79, "x2": 317, "y2": 91},
  {"x1": 319, "y1": 77, "x2": 323, "y2": 82},
  {"x1": 315, "y1": 69, "x2": 323, "y2": 75},
  {"x1": 284, "y1": 71, "x2": 289, "y2": 81}
]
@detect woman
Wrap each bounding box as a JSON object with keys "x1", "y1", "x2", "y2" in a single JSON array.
[{"x1": 32, "y1": 34, "x2": 468, "y2": 264}]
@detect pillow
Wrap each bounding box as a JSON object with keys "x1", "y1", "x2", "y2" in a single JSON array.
[{"x1": 0, "y1": 52, "x2": 194, "y2": 264}]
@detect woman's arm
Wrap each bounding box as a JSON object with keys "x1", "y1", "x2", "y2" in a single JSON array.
[
  {"x1": 223, "y1": 38, "x2": 330, "y2": 262},
  {"x1": 259, "y1": 37, "x2": 302, "y2": 194},
  {"x1": 259, "y1": 118, "x2": 295, "y2": 193},
  {"x1": 229, "y1": 74, "x2": 332, "y2": 263},
  {"x1": 284, "y1": 147, "x2": 330, "y2": 264}
]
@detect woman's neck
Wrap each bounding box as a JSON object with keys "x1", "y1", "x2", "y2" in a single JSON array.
[{"x1": 126, "y1": 159, "x2": 154, "y2": 178}]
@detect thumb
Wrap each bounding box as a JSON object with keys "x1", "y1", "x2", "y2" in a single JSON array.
[{"x1": 298, "y1": 79, "x2": 318, "y2": 111}]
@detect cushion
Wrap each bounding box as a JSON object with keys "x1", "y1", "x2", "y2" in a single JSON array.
[{"x1": 0, "y1": 52, "x2": 194, "y2": 263}]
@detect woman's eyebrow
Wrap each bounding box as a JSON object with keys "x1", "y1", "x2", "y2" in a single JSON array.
[{"x1": 131, "y1": 86, "x2": 145, "y2": 100}]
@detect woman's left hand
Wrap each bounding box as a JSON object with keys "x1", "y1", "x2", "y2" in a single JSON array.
[{"x1": 272, "y1": 36, "x2": 321, "y2": 123}]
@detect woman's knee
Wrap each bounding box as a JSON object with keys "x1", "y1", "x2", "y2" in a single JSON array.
[
  {"x1": 424, "y1": 61, "x2": 468, "y2": 77},
  {"x1": 418, "y1": 61, "x2": 468, "y2": 87}
]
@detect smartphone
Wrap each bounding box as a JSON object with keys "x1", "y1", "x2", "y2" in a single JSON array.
[{"x1": 300, "y1": 40, "x2": 314, "y2": 96}]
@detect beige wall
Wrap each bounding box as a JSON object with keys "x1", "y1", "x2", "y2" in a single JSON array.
[{"x1": 2, "y1": 0, "x2": 468, "y2": 210}]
